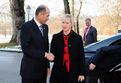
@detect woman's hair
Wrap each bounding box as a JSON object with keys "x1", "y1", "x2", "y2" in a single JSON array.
[{"x1": 61, "y1": 14, "x2": 74, "y2": 27}]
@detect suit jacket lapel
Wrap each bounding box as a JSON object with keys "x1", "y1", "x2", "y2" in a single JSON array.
[
  {"x1": 88, "y1": 26, "x2": 92, "y2": 33},
  {"x1": 43, "y1": 25, "x2": 47, "y2": 41},
  {"x1": 31, "y1": 19, "x2": 44, "y2": 38}
]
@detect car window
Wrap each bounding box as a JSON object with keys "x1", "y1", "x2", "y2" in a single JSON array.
[
  {"x1": 110, "y1": 39, "x2": 121, "y2": 45},
  {"x1": 84, "y1": 34, "x2": 121, "y2": 52}
]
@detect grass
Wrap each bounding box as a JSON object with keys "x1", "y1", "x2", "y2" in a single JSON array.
[
  {"x1": 0, "y1": 43, "x2": 21, "y2": 49},
  {"x1": 0, "y1": 43, "x2": 15, "y2": 48}
]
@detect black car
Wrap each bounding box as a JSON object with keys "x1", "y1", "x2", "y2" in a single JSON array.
[{"x1": 84, "y1": 33, "x2": 121, "y2": 59}]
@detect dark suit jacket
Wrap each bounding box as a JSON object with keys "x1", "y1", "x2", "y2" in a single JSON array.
[
  {"x1": 50, "y1": 30, "x2": 85, "y2": 83},
  {"x1": 20, "y1": 19, "x2": 49, "y2": 79},
  {"x1": 84, "y1": 26, "x2": 97, "y2": 45},
  {"x1": 85, "y1": 45, "x2": 121, "y2": 75}
]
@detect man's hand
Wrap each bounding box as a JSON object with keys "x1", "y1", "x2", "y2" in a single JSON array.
[
  {"x1": 78, "y1": 75, "x2": 85, "y2": 82},
  {"x1": 46, "y1": 52, "x2": 55, "y2": 61},
  {"x1": 47, "y1": 68, "x2": 50, "y2": 76},
  {"x1": 89, "y1": 63, "x2": 96, "y2": 70},
  {"x1": 83, "y1": 41, "x2": 86, "y2": 45}
]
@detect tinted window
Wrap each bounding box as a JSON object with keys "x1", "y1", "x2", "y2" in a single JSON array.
[
  {"x1": 110, "y1": 39, "x2": 121, "y2": 45},
  {"x1": 84, "y1": 34, "x2": 121, "y2": 52}
]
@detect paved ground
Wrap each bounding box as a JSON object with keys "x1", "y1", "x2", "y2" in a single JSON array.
[
  {"x1": 0, "y1": 51, "x2": 53, "y2": 83},
  {"x1": 0, "y1": 51, "x2": 22, "y2": 83}
]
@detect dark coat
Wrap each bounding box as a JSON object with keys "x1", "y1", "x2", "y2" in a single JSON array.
[
  {"x1": 20, "y1": 19, "x2": 49, "y2": 80},
  {"x1": 50, "y1": 30, "x2": 85, "y2": 83},
  {"x1": 85, "y1": 45, "x2": 121, "y2": 75},
  {"x1": 83, "y1": 26, "x2": 97, "y2": 45}
]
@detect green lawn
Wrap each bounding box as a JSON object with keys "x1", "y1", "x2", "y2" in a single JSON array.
[{"x1": 0, "y1": 43, "x2": 21, "y2": 49}]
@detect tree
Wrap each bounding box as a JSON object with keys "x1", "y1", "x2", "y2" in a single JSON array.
[
  {"x1": 71, "y1": 0, "x2": 74, "y2": 16},
  {"x1": 63, "y1": 0, "x2": 83, "y2": 34},
  {"x1": 9, "y1": 0, "x2": 25, "y2": 45},
  {"x1": 95, "y1": 0, "x2": 121, "y2": 34},
  {"x1": 63, "y1": 0, "x2": 71, "y2": 14},
  {"x1": 74, "y1": 0, "x2": 82, "y2": 34},
  {"x1": 0, "y1": 2, "x2": 12, "y2": 37}
]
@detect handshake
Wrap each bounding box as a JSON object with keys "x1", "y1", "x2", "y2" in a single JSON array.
[{"x1": 46, "y1": 52, "x2": 55, "y2": 61}]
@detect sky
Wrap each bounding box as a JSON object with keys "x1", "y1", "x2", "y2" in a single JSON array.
[
  {"x1": 24, "y1": 0, "x2": 100, "y2": 17},
  {"x1": 0, "y1": 0, "x2": 101, "y2": 19}
]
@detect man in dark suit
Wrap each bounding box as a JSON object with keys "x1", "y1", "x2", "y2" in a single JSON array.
[
  {"x1": 83, "y1": 18, "x2": 97, "y2": 46},
  {"x1": 85, "y1": 45, "x2": 121, "y2": 83},
  {"x1": 20, "y1": 5, "x2": 54, "y2": 83}
]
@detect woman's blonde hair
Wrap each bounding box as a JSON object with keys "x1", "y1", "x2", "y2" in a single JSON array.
[{"x1": 61, "y1": 14, "x2": 74, "y2": 27}]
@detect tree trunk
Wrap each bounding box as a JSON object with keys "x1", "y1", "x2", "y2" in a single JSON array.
[
  {"x1": 63, "y1": 0, "x2": 70, "y2": 14},
  {"x1": 75, "y1": 0, "x2": 82, "y2": 34},
  {"x1": 63, "y1": 0, "x2": 82, "y2": 34},
  {"x1": 71, "y1": 0, "x2": 76, "y2": 32},
  {"x1": 9, "y1": 0, "x2": 25, "y2": 45},
  {"x1": 71, "y1": 0, "x2": 74, "y2": 16},
  {"x1": 77, "y1": 18, "x2": 79, "y2": 34}
]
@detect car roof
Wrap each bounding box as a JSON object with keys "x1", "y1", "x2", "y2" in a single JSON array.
[{"x1": 84, "y1": 33, "x2": 121, "y2": 52}]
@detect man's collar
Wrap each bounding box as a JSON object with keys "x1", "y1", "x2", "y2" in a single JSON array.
[
  {"x1": 87, "y1": 25, "x2": 91, "y2": 28},
  {"x1": 34, "y1": 18, "x2": 42, "y2": 27}
]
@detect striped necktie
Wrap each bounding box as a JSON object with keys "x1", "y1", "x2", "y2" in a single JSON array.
[{"x1": 39, "y1": 25, "x2": 44, "y2": 37}]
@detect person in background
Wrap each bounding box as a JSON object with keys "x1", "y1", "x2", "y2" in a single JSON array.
[
  {"x1": 20, "y1": 5, "x2": 54, "y2": 83},
  {"x1": 50, "y1": 14, "x2": 85, "y2": 83},
  {"x1": 83, "y1": 18, "x2": 97, "y2": 46}
]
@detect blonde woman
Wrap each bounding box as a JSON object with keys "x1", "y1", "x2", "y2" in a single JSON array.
[{"x1": 50, "y1": 14, "x2": 85, "y2": 83}]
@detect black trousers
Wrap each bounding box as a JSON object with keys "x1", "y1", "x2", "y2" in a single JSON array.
[
  {"x1": 22, "y1": 70, "x2": 47, "y2": 83},
  {"x1": 86, "y1": 72, "x2": 121, "y2": 83},
  {"x1": 22, "y1": 77, "x2": 46, "y2": 83},
  {"x1": 85, "y1": 74, "x2": 99, "y2": 83},
  {"x1": 100, "y1": 72, "x2": 121, "y2": 83}
]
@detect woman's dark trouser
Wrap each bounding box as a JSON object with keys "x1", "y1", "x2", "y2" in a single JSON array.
[
  {"x1": 63, "y1": 64, "x2": 85, "y2": 83},
  {"x1": 63, "y1": 64, "x2": 69, "y2": 83}
]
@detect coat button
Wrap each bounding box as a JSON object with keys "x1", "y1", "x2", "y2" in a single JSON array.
[
  {"x1": 64, "y1": 44, "x2": 67, "y2": 47},
  {"x1": 64, "y1": 52, "x2": 66, "y2": 54},
  {"x1": 69, "y1": 45, "x2": 71, "y2": 47},
  {"x1": 65, "y1": 37, "x2": 67, "y2": 39},
  {"x1": 66, "y1": 60, "x2": 68, "y2": 62}
]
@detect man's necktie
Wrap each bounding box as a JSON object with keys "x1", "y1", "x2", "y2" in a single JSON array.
[
  {"x1": 39, "y1": 25, "x2": 44, "y2": 37},
  {"x1": 84, "y1": 27, "x2": 89, "y2": 42}
]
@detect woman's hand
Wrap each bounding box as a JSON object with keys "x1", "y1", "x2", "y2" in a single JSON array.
[
  {"x1": 78, "y1": 75, "x2": 85, "y2": 82},
  {"x1": 89, "y1": 63, "x2": 96, "y2": 70},
  {"x1": 47, "y1": 68, "x2": 51, "y2": 76}
]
